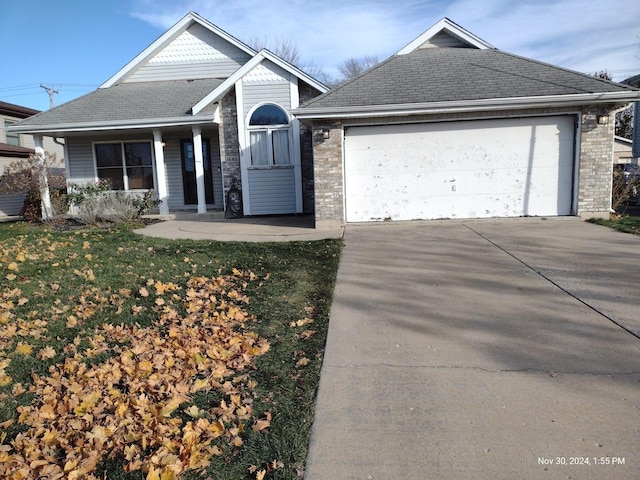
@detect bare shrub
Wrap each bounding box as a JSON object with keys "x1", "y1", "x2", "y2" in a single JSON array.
[
  {"x1": 612, "y1": 166, "x2": 640, "y2": 211},
  {"x1": 0, "y1": 153, "x2": 65, "y2": 221}
]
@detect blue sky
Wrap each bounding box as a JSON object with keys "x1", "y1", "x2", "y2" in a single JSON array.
[{"x1": 1, "y1": 0, "x2": 639, "y2": 112}]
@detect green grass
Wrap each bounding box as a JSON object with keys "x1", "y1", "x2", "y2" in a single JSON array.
[
  {"x1": 588, "y1": 215, "x2": 640, "y2": 235},
  {"x1": 0, "y1": 221, "x2": 342, "y2": 479}
]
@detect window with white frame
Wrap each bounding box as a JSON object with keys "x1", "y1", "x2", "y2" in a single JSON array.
[
  {"x1": 94, "y1": 142, "x2": 154, "y2": 190},
  {"x1": 248, "y1": 104, "x2": 291, "y2": 167},
  {"x1": 4, "y1": 120, "x2": 20, "y2": 146}
]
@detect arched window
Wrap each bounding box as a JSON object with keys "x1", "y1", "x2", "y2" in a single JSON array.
[{"x1": 248, "y1": 104, "x2": 291, "y2": 166}]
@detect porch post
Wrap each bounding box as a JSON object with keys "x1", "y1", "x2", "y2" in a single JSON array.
[
  {"x1": 152, "y1": 129, "x2": 170, "y2": 214},
  {"x1": 192, "y1": 125, "x2": 207, "y2": 214},
  {"x1": 33, "y1": 135, "x2": 53, "y2": 220}
]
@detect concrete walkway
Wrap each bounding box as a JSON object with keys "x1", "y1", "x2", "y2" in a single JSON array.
[
  {"x1": 305, "y1": 217, "x2": 640, "y2": 480},
  {"x1": 134, "y1": 214, "x2": 344, "y2": 242}
]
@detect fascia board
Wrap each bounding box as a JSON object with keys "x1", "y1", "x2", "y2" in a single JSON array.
[
  {"x1": 191, "y1": 50, "x2": 329, "y2": 114},
  {"x1": 6, "y1": 115, "x2": 217, "y2": 135},
  {"x1": 100, "y1": 12, "x2": 257, "y2": 89},
  {"x1": 293, "y1": 92, "x2": 640, "y2": 119},
  {"x1": 396, "y1": 18, "x2": 494, "y2": 55}
]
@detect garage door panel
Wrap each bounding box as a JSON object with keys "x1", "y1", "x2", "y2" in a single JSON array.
[{"x1": 344, "y1": 116, "x2": 575, "y2": 222}]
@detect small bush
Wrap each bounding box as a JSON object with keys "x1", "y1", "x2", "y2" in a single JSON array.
[{"x1": 67, "y1": 181, "x2": 160, "y2": 225}]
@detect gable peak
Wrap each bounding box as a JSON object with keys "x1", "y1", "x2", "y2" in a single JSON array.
[{"x1": 396, "y1": 17, "x2": 494, "y2": 55}]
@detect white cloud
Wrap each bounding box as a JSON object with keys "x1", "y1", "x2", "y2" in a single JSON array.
[{"x1": 129, "y1": 0, "x2": 640, "y2": 81}]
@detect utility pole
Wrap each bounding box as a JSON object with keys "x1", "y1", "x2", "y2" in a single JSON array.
[{"x1": 40, "y1": 84, "x2": 59, "y2": 109}]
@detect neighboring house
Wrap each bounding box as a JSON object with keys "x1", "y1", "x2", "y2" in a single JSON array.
[
  {"x1": 614, "y1": 136, "x2": 634, "y2": 164},
  {"x1": 294, "y1": 18, "x2": 640, "y2": 226},
  {"x1": 0, "y1": 101, "x2": 64, "y2": 216},
  {"x1": 8, "y1": 12, "x2": 328, "y2": 217}
]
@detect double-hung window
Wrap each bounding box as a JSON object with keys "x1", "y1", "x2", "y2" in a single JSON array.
[
  {"x1": 95, "y1": 142, "x2": 154, "y2": 190},
  {"x1": 248, "y1": 104, "x2": 291, "y2": 167},
  {"x1": 4, "y1": 121, "x2": 20, "y2": 146}
]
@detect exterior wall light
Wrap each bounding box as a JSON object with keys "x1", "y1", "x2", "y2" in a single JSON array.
[{"x1": 597, "y1": 115, "x2": 609, "y2": 125}]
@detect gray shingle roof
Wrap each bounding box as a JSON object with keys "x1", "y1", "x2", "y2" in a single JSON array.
[
  {"x1": 299, "y1": 48, "x2": 639, "y2": 111},
  {"x1": 16, "y1": 78, "x2": 223, "y2": 128}
]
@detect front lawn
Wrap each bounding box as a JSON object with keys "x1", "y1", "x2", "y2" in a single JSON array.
[{"x1": 0, "y1": 222, "x2": 341, "y2": 480}]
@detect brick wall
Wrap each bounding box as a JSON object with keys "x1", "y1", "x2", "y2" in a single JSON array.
[
  {"x1": 311, "y1": 105, "x2": 621, "y2": 224},
  {"x1": 299, "y1": 83, "x2": 324, "y2": 214},
  {"x1": 576, "y1": 106, "x2": 617, "y2": 217},
  {"x1": 219, "y1": 89, "x2": 241, "y2": 197},
  {"x1": 312, "y1": 121, "x2": 344, "y2": 227}
]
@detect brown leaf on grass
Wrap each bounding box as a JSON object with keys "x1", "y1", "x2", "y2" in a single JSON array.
[
  {"x1": 295, "y1": 357, "x2": 310, "y2": 367},
  {"x1": 289, "y1": 318, "x2": 313, "y2": 328},
  {"x1": 37, "y1": 346, "x2": 56, "y2": 360},
  {"x1": 0, "y1": 272, "x2": 270, "y2": 480},
  {"x1": 252, "y1": 411, "x2": 272, "y2": 432}
]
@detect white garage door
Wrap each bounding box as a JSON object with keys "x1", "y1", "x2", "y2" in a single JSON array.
[{"x1": 344, "y1": 116, "x2": 576, "y2": 222}]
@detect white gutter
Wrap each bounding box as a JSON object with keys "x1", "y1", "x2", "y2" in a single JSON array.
[
  {"x1": 7, "y1": 115, "x2": 217, "y2": 135},
  {"x1": 293, "y1": 91, "x2": 640, "y2": 120}
]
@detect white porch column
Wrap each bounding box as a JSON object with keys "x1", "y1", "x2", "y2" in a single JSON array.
[
  {"x1": 33, "y1": 135, "x2": 53, "y2": 220},
  {"x1": 192, "y1": 125, "x2": 207, "y2": 214},
  {"x1": 152, "y1": 129, "x2": 170, "y2": 215}
]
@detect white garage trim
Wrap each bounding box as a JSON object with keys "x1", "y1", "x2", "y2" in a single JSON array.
[{"x1": 343, "y1": 115, "x2": 577, "y2": 222}]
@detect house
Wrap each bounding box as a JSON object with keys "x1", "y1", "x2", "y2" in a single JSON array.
[
  {"x1": 614, "y1": 136, "x2": 635, "y2": 165},
  {"x1": 294, "y1": 18, "x2": 640, "y2": 226},
  {"x1": 8, "y1": 12, "x2": 328, "y2": 217},
  {"x1": 0, "y1": 101, "x2": 65, "y2": 216}
]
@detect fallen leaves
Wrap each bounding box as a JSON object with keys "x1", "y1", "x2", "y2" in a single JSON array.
[{"x1": 0, "y1": 271, "x2": 270, "y2": 480}]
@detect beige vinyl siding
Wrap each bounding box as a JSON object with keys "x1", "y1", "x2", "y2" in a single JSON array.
[
  {"x1": 20, "y1": 135, "x2": 65, "y2": 161},
  {"x1": 247, "y1": 167, "x2": 296, "y2": 214}
]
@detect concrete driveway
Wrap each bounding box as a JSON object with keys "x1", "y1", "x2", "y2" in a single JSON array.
[{"x1": 304, "y1": 217, "x2": 640, "y2": 480}]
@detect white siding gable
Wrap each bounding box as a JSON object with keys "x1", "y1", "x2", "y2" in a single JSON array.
[
  {"x1": 124, "y1": 23, "x2": 252, "y2": 82},
  {"x1": 243, "y1": 60, "x2": 290, "y2": 83}
]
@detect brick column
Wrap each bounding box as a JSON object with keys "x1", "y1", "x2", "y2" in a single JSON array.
[
  {"x1": 312, "y1": 121, "x2": 344, "y2": 227},
  {"x1": 577, "y1": 107, "x2": 616, "y2": 219}
]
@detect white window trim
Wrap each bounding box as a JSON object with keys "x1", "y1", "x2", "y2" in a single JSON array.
[
  {"x1": 92, "y1": 140, "x2": 157, "y2": 191},
  {"x1": 246, "y1": 103, "x2": 294, "y2": 169}
]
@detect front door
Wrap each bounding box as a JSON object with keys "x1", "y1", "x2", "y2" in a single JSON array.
[{"x1": 181, "y1": 139, "x2": 214, "y2": 205}]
